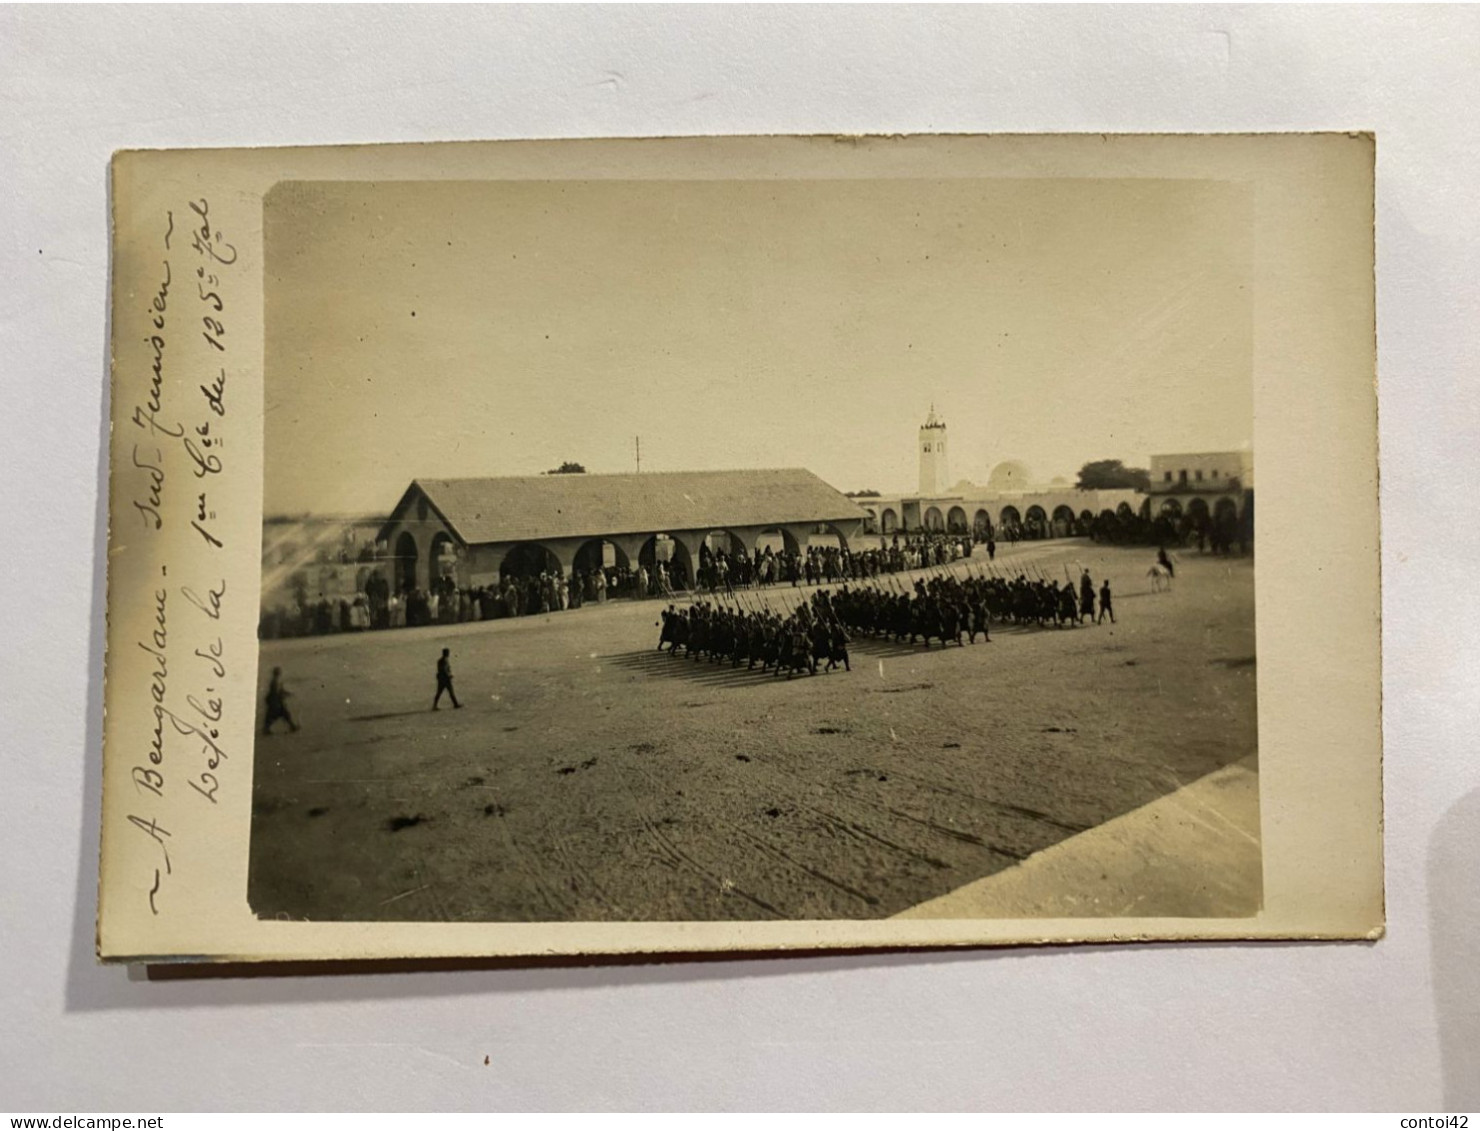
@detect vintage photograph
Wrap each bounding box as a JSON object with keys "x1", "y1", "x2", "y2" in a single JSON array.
[{"x1": 248, "y1": 174, "x2": 1259, "y2": 924}]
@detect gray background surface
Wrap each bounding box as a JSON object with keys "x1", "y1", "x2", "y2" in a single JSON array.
[{"x1": 1, "y1": 4, "x2": 1475, "y2": 1111}]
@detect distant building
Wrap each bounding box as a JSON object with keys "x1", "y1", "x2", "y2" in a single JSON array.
[
  {"x1": 1145, "y1": 449, "x2": 1254, "y2": 529},
  {"x1": 986, "y1": 460, "x2": 1034, "y2": 492},
  {"x1": 859, "y1": 408, "x2": 1142, "y2": 539},
  {"x1": 259, "y1": 514, "x2": 386, "y2": 611}
]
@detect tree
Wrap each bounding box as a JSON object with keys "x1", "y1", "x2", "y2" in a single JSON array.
[
  {"x1": 545, "y1": 461, "x2": 587, "y2": 475},
  {"x1": 1076, "y1": 459, "x2": 1150, "y2": 491},
  {"x1": 846, "y1": 489, "x2": 881, "y2": 498}
]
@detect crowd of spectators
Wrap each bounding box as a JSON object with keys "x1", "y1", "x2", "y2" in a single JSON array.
[
  {"x1": 259, "y1": 533, "x2": 984, "y2": 640},
  {"x1": 1087, "y1": 506, "x2": 1251, "y2": 554},
  {"x1": 258, "y1": 512, "x2": 1246, "y2": 641}
]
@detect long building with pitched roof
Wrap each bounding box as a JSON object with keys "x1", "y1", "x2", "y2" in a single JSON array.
[{"x1": 376, "y1": 468, "x2": 868, "y2": 592}]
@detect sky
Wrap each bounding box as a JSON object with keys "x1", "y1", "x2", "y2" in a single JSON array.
[{"x1": 264, "y1": 176, "x2": 1252, "y2": 516}]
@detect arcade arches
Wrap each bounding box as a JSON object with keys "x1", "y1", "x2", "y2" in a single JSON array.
[
  {"x1": 393, "y1": 531, "x2": 418, "y2": 592},
  {"x1": 429, "y1": 532, "x2": 458, "y2": 586},
  {"x1": 500, "y1": 542, "x2": 562, "y2": 580},
  {"x1": 574, "y1": 538, "x2": 628, "y2": 575}
]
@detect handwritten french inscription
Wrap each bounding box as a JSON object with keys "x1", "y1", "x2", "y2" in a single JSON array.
[{"x1": 123, "y1": 199, "x2": 238, "y2": 914}]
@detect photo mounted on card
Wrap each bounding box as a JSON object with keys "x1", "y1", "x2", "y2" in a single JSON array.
[{"x1": 99, "y1": 134, "x2": 1382, "y2": 963}]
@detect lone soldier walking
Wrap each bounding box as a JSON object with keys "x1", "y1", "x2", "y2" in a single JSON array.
[
  {"x1": 1097, "y1": 580, "x2": 1116, "y2": 625},
  {"x1": 263, "y1": 666, "x2": 299, "y2": 734},
  {"x1": 433, "y1": 647, "x2": 463, "y2": 710}
]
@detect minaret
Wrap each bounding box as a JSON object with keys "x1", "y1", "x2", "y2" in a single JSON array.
[{"x1": 918, "y1": 404, "x2": 948, "y2": 495}]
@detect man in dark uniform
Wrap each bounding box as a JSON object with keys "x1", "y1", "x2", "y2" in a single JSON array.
[
  {"x1": 263, "y1": 667, "x2": 299, "y2": 734},
  {"x1": 1098, "y1": 580, "x2": 1115, "y2": 624},
  {"x1": 433, "y1": 647, "x2": 462, "y2": 710},
  {"x1": 826, "y1": 620, "x2": 852, "y2": 672},
  {"x1": 1058, "y1": 581, "x2": 1079, "y2": 627}
]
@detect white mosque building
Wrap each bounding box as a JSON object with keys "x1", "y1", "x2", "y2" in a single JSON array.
[{"x1": 858, "y1": 407, "x2": 1144, "y2": 540}]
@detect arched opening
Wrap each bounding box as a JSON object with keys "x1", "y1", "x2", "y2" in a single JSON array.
[
  {"x1": 500, "y1": 542, "x2": 562, "y2": 580},
  {"x1": 574, "y1": 537, "x2": 629, "y2": 575},
  {"x1": 1116, "y1": 502, "x2": 1135, "y2": 520},
  {"x1": 571, "y1": 539, "x2": 629, "y2": 604},
  {"x1": 702, "y1": 529, "x2": 745, "y2": 556},
  {"x1": 946, "y1": 506, "x2": 968, "y2": 534},
  {"x1": 811, "y1": 523, "x2": 852, "y2": 553},
  {"x1": 755, "y1": 527, "x2": 802, "y2": 557},
  {"x1": 1186, "y1": 497, "x2": 1211, "y2": 528},
  {"x1": 1025, "y1": 505, "x2": 1048, "y2": 539},
  {"x1": 393, "y1": 531, "x2": 418, "y2": 593},
  {"x1": 753, "y1": 528, "x2": 801, "y2": 587},
  {"x1": 1210, "y1": 497, "x2": 1243, "y2": 552},
  {"x1": 429, "y1": 532, "x2": 459, "y2": 590},
  {"x1": 973, "y1": 509, "x2": 992, "y2": 538},
  {"x1": 427, "y1": 532, "x2": 460, "y2": 622},
  {"x1": 699, "y1": 530, "x2": 750, "y2": 590},
  {"x1": 1051, "y1": 504, "x2": 1076, "y2": 537},
  {"x1": 924, "y1": 506, "x2": 945, "y2": 532},
  {"x1": 1079, "y1": 509, "x2": 1094, "y2": 526},
  {"x1": 1159, "y1": 498, "x2": 1184, "y2": 520},
  {"x1": 1000, "y1": 505, "x2": 1022, "y2": 529},
  {"x1": 495, "y1": 543, "x2": 565, "y2": 617},
  {"x1": 639, "y1": 533, "x2": 694, "y2": 594},
  {"x1": 880, "y1": 508, "x2": 898, "y2": 534}
]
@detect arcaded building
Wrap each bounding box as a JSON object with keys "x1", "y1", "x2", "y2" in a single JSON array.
[
  {"x1": 860, "y1": 409, "x2": 1142, "y2": 539},
  {"x1": 376, "y1": 468, "x2": 868, "y2": 592},
  {"x1": 1145, "y1": 450, "x2": 1255, "y2": 529}
]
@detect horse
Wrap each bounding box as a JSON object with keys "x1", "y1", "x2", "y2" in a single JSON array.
[{"x1": 1147, "y1": 563, "x2": 1174, "y2": 592}]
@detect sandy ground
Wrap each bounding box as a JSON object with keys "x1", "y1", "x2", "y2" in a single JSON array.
[{"x1": 249, "y1": 540, "x2": 1258, "y2": 922}]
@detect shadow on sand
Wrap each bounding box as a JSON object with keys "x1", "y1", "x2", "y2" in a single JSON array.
[{"x1": 347, "y1": 708, "x2": 450, "y2": 723}]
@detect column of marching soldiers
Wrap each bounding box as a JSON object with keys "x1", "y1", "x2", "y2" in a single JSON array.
[{"x1": 655, "y1": 553, "x2": 1115, "y2": 680}]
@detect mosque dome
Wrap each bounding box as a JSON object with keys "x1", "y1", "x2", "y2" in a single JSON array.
[{"x1": 987, "y1": 460, "x2": 1034, "y2": 491}]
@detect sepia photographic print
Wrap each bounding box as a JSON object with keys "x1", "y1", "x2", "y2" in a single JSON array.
[
  {"x1": 100, "y1": 135, "x2": 1381, "y2": 961},
  {"x1": 251, "y1": 176, "x2": 1259, "y2": 925}
]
